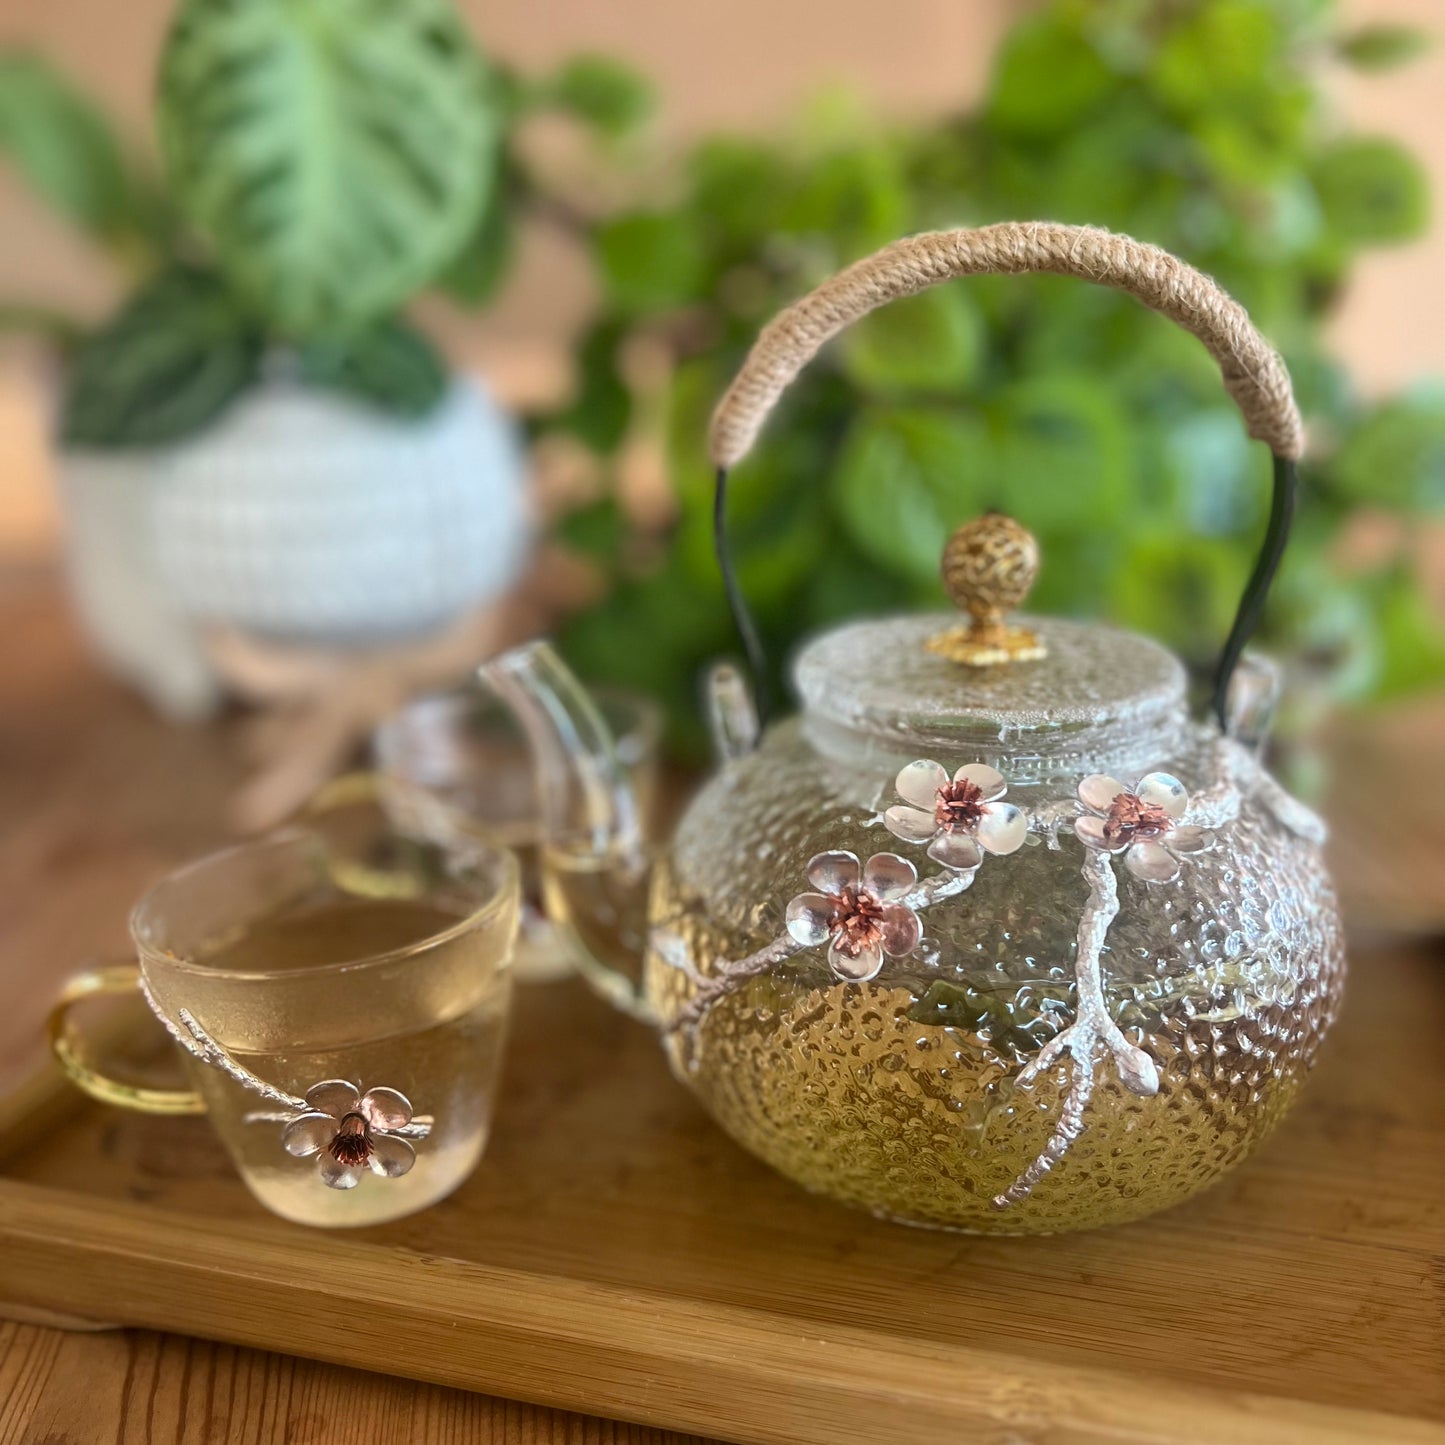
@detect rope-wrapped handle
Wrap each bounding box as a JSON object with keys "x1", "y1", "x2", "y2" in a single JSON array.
[
  {"x1": 707, "y1": 221, "x2": 1303, "y2": 726},
  {"x1": 711, "y1": 221, "x2": 1303, "y2": 465}
]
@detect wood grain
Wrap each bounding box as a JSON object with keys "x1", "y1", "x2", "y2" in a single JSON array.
[
  {"x1": 2, "y1": 574, "x2": 1445, "y2": 1445},
  {"x1": 0, "y1": 1322, "x2": 719, "y2": 1445}
]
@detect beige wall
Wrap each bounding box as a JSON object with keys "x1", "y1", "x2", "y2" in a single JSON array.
[{"x1": 0, "y1": 0, "x2": 1441, "y2": 556}]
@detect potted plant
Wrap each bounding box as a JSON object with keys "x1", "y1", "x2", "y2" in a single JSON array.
[{"x1": 2, "y1": 0, "x2": 532, "y2": 716}]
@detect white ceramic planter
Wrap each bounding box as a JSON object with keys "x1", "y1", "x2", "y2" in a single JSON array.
[
  {"x1": 153, "y1": 375, "x2": 528, "y2": 643},
  {"x1": 58, "y1": 375, "x2": 530, "y2": 716},
  {"x1": 58, "y1": 447, "x2": 223, "y2": 719}
]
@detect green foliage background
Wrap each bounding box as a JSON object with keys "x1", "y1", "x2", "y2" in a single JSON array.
[{"x1": 527, "y1": 0, "x2": 1444, "y2": 755}]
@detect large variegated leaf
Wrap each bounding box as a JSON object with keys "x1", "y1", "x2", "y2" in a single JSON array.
[{"x1": 158, "y1": 0, "x2": 497, "y2": 336}]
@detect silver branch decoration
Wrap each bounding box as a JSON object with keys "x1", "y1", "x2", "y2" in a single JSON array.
[
  {"x1": 651, "y1": 739, "x2": 1290, "y2": 1211},
  {"x1": 137, "y1": 975, "x2": 431, "y2": 1189}
]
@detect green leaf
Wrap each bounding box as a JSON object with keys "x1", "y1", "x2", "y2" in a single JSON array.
[
  {"x1": 1311, "y1": 136, "x2": 1429, "y2": 245},
  {"x1": 1331, "y1": 395, "x2": 1445, "y2": 511},
  {"x1": 556, "y1": 497, "x2": 628, "y2": 560},
  {"x1": 1164, "y1": 407, "x2": 1261, "y2": 537},
  {"x1": 0, "y1": 53, "x2": 148, "y2": 249},
  {"x1": 595, "y1": 211, "x2": 707, "y2": 315},
  {"x1": 677, "y1": 450, "x2": 826, "y2": 610},
  {"x1": 158, "y1": 0, "x2": 499, "y2": 336},
  {"x1": 986, "y1": 14, "x2": 1114, "y2": 138},
  {"x1": 555, "y1": 552, "x2": 732, "y2": 761},
  {"x1": 553, "y1": 322, "x2": 632, "y2": 453},
  {"x1": 777, "y1": 141, "x2": 909, "y2": 251},
  {"x1": 435, "y1": 171, "x2": 514, "y2": 306},
  {"x1": 687, "y1": 138, "x2": 791, "y2": 250},
  {"x1": 831, "y1": 408, "x2": 995, "y2": 585},
  {"x1": 537, "y1": 55, "x2": 654, "y2": 138},
  {"x1": 1336, "y1": 25, "x2": 1430, "y2": 71},
  {"x1": 1107, "y1": 532, "x2": 1247, "y2": 667},
  {"x1": 1151, "y1": 1, "x2": 1282, "y2": 112},
  {"x1": 60, "y1": 268, "x2": 262, "y2": 447},
  {"x1": 841, "y1": 287, "x2": 983, "y2": 397},
  {"x1": 297, "y1": 316, "x2": 447, "y2": 416},
  {"x1": 801, "y1": 540, "x2": 914, "y2": 630},
  {"x1": 1366, "y1": 564, "x2": 1445, "y2": 701},
  {"x1": 989, "y1": 373, "x2": 1132, "y2": 532}
]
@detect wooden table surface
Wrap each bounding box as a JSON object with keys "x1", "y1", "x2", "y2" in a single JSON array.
[{"x1": 2, "y1": 572, "x2": 1444, "y2": 1445}]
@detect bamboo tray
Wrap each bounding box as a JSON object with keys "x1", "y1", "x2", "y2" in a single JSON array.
[{"x1": 1, "y1": 945, "x2": 1442, "y2": 1445}]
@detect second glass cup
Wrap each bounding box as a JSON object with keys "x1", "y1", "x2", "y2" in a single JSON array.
[{"x1": 373, "y1": 683, "x2": 661, "y2": 1013}]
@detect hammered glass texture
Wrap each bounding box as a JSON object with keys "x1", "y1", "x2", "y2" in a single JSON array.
[{"x1": 646, "y1": 719, "x2": 1344, "y2": 1234}]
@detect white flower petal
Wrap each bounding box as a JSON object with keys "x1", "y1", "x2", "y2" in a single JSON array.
[
  {"x1": 1124, "y1": 840, "x2": 1180, "y2": 882},
  {"x1": 927, "y1": 832, "x2": 982, "y2": 872},
  {"x1": 305, "y1": 1079, "x2": 361, "y2": 1118},
  {"x1": 862, "y1": 852, "x2": 917, "y2": 901},
  {"x1": 1168, "y1": 825, "x2": 1215, "y2": 855},
  {"x1": 953, "y1": 762, "x2": 1006, "y2": 801},
  {"x1": 828, "y1": 938, "x2": 883, "y2": 982},
  {"x1": 1074, "y1": 815, "x2": 1116, "y2": 851},
  {"x1": 879, "y1": 903, "x2": 922, "y2": 958},
  {"x1": 360, "y1": 1086, "x2": 413, "y2": 1131},
  {"x1": 807, "y1": 850, "x2": 860, "y2": 894},
  {"x1": 281, "y1": 1113, "x2": 334, "y2": 1158},
  {"x1": 896, "y1": 759, "x2": 949, "y2": 810},
  {"x1": 368, "y1": 1134, "x2": 416, "y2": 1178},
  {"x1": 1078, "y1": 774, "x2": 1125, "y2": 814},
  {"x1": 786, "y1": 892, "x2": 836, "y2": 947},
  {"x1": 884, "y1": 805, "x2": 938, "y2": 845},
  {"x1": 976, "y1": 802, "x2": 1027, "y2": 856},
  {"x1": 318, "y1": 1154, "x2": 363, "y2": 1189},
  {"x1": 1135, "y1": 772, "x2": 1188, "y2": 820}
]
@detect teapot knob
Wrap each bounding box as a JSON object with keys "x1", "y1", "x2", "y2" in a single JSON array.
[{"x1": 928, "y1": 512, "x2": 1047, "y2": 667}]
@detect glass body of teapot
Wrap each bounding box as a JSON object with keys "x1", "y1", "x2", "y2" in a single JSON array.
[{"x1": 483, "y1": 602, "x2": 1342, "y2": 1235}]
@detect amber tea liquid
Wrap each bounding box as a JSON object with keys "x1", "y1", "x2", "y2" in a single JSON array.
[{"x1": 183, "y1": 892, "x2": 513, "y2": 1227}]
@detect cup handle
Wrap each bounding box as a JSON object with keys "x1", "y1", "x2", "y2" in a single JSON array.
[
  {"x1": 301, "y1": 770, "x2": 386, "y2": 815},
  {"x1": 47, "y1": 964, "x2": 206, "y2": 1115}
]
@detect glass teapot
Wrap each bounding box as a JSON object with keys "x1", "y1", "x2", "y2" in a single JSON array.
[{"x1": 481, "y1": 222, "x2": 1343, "y2": 1235}]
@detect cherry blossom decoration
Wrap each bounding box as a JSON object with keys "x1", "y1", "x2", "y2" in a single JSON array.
[
  {"x1": 884, "y1": 761, "x2": 1028, "y2": 873},
  {"x1": 1073, "y1": 772, "x2": 1214, "y2": 882},
  {"x1": 785, "y1": 851, "x2": 922, "y2": 982},
  {"x1": 281, "y1": 1079, "x2": 419, "y2": 1189}
]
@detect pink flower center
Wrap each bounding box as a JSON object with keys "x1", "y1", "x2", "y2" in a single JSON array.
[
  {"x1": 1103, "y1": 794, "x2": 1172, "y2": 847},
  {"x1": 828, "y1": 885, "x2": 884, "y2": 958},
  {"x1": 329, "y1": 1112, "x2": 374, "y2": 1168},
  {"x1": 934, "y1": 778, "x2": 986, "y2": 833}
]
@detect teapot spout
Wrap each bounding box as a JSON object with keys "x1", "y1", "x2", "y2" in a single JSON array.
[{"x1": 478, "y1": 641, "x2": 654, "y2": 1018}]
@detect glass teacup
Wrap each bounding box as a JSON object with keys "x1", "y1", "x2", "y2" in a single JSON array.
[{"x1": 48, "y1": 797, "x2": 518, "y2": 1228}]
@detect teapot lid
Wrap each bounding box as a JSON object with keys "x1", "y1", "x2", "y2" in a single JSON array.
[
  {"x1": 794, "y1": 613, "x2": 1187, "y2": 782},
  {"x1": 793, "y1": 511, "x2": 1187, "y2": 779}
]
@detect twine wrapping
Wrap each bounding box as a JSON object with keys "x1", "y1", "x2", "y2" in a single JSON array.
[{"x1": 709, "y1": 221, "x2": 1304, "y2": 467}]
